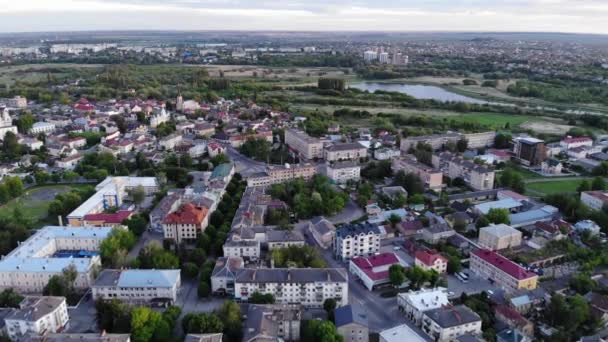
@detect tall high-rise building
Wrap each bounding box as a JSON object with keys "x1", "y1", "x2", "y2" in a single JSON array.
[
  {"x1": 363, "y1": 50, "x2": 378, "y2": 62},
  {"x1": 379, "y1": 52, "x2": 390, "y2": 64}
]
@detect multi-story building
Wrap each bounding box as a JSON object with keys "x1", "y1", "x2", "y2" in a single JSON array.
[
  {"x1": 374, "y1": 147, "x2": 401, "y2": 161},
  {"x1": 285, "y1": 129, "x2": 324, "y2": 160},
  {"x1": 0, "y1": 226, "x2": 113, "y2": 292},
  {"x1": 222, "y1": 240, "x2": 261, "y2": 261},
  {"x1": 0, "y1": 108, "x2": 18, "y2": 140},
  {"x1": 349, "y1": 253, "x2": 407, "y2": 290},
  {"x1": 397, "y1": 287, "x2": 449, "y2": 325},
  {"x1": 26, "y1": 333, "x2": 132, "y2": 342},
  {"x1": 414, "y1": 250, "x2": 448, "y2": 274},
  {"x1": 464, "y1": 132, "x2": 496, "y2": 149},
  {"x1": 379, "y1": 324, "x2": 426, "y2": 342},
  {"x1": 363, "y1": 50, "x2": 378, "y2": 62},
  {"x1": 29, "y1": 121, "x2": 56, "y2": 135},
  {"x1": 324, "y1": 142, "x2": 367, "y2": 162},
  {"x1": 8, "y1": 96, "x2": 27, "y2": 108},
  {"x1": 325, "y1": 162, "x2": 361, "y2": 184},
  {"x1": 392, "y1": 155, "x2": 443, "y2": 190},
  {"x1": 513, "y1": 137, "x2": 546, "y2": 166},
  {"x1": 68, "y1": 176, "x2": 158, "y2": 226},
  {"x1": 308, "y1": 216, "x2": 335, "y2": 249},
  {"x1": 234, "y1": 268, "x2": 348, "y2": 308},
  {"x1": 478, "y1": 224, "x2": 522, "y2": 250},
  {"x1": 5, "y1": 296, "x2": 69, "y2": 341},
  {"x1": 83, "y1": 210, "x2": 133, "y2": 229},
  {"x1": 581, "y1": 191, "x2": 608, "y2": 211},
  {"x1": 421, "y1": 305, "x2": 482, "y2": 342},
  {"x1": 247, "y1": 164, "x2": 317, "y2": 187},
  {"x1": 470, "y1": 249, "x2": 538, "y2": 292},
  {"x1": 211, "y1": 256, "x2": 244, "y2": 295},
  {"x1": 560, "y1": 136, "x2": 593, "y2": 150},
  {"x1": 334, "y1": 223, "x2": 382, "y2": 260},
  {"x1": 92, "y1": 269, "x2": 181, "y2": 304},
  {"x1": 335, "y1": 305, "x2": 369, "y2": 342},
  {"x1": 400, "y1": 133, "x2": 462, "y2": 152},
  {"x1": 162, "y1": 203, "x2": 210, "y2": 244},
  {"x1": 433, "y1": 153, "x2": 495, "y2": 191},
  {"x1": 243, "y1": 304, "x2": 301, "y2": 342}
]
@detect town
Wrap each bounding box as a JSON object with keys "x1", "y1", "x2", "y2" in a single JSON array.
[{"x1": 0, "y1": 29, "x2": 605, "y2": 342}]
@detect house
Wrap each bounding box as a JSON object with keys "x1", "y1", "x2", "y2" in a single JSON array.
[
  {"x1": 421, "y1": 223, "x2": 455, "y2": 244},
  {"x1": 374, "y1": 147, "x2": 401, "y2": 161},
  {"x1": 581, "y1": 191, "x2": 608, "y2": 211},
  {"x1": 5, "y1": 296, "x2": 69, "y2": 341},
  {"x1": 574, "y1": 220, "x2": 601, "y2": 236},
  {"x1": 534, "y1": 220, "x2": 571, "y2": 240},
  {"x1": 397, "y1": 287, "x2": 449, "y2": 325},
  {"x1": 56, "y1": 154, "x2": 83, "y2": 170},
  {"x1": 584, "y1": 292, "x2": 608, "y2": 324},
  {"x1": 494, "y1": 304, "x2": 534, "y2": 337},
  {"x1": 560, "y1": 136, "x2": 593, "y2": 149},
  {"x1": 541, "y1": 159, "x2": 563, "y2": 175},
  {"x1": 211, "y1": 256, "x2": 244, "y2": 295},
  {"x1": 207, "y1": 142, "x2": 226, "y2": 157},
  {"x1": 334, "y1": 305, "x2": 369, "y2": 342},
  {"x1": 308, "y1": 217, "x2": 335, "y2": 249},
  {"x1": 349, "y1": 253, "x2": 407, "y2": 290},
  {"x1": 92, "y1": 269, "x2": 181, "y2": 304},
  {"x1": 421, "y1": 305, "x2": 482, "y2": 342},
  {"x1": 414, "y1": 250, "x2": 448, "y2": 274},
  {"x1": 478, "y1": 224, "x2": 522, "y2": 250}
]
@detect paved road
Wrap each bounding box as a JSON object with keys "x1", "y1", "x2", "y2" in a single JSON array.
[
  {"x1": 327, "y1": 198, "x2": 365, "y2": 225},
  {"x1": 225, "y1": 146, "x2": 267, "y2": 178}
]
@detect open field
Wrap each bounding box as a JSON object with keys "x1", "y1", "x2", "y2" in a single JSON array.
[
  {"x1": 0, "y1": 63, "x2": 103, "y2": 85},
  {"x1": 525, "y1": 179, "x2": 584, "y2": 196},
  {"x1": 0, "y1": 184, "x2": 92, "y2": 227}
]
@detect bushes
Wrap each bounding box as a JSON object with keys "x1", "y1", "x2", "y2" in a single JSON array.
[{"x1": 271, "y1": 245, "x2": 326, "y2": 268}]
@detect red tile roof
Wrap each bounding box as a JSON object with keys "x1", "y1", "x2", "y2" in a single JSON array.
[
  {"x1": 415, "y1": 250, "x2": 447, "y2": 266},
  {"x1": 495, "y1": 304, "x2": 529, "y2": 326},
  {"x1": 351, "y1": 253, "x2": 400, "y2": 281},
  {"x1": 472, "y1": 249, "x2": 537, "y2": 280},
  {"x1": 562, "y1": 137, "x2": 592, "y2": 144},
  {"x1": 163, "y1": 203, "x2": 208, "y2": 225},
  {"x1": 84, "y1": 210, "x2": 132, "y2": 224}
]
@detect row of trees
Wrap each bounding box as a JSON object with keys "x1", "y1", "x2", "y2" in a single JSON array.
[
  {"x1": 388, "y1": 265, "x2": 441, "y2": 289},
  {"x1": 182, "y1": 301, "x2": 243, "y2": 342}
]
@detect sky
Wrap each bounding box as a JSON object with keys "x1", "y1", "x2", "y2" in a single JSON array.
[{"x1": 0, "y1": 0, "x2": 607, "y2": 34}]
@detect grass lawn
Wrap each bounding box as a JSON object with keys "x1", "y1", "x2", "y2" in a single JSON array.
[
  {"x1": 525, "y1": 180, "x2": 584, "y2": 196},
  {"x1": 0, "y1": 184, "x2": 94, "y2": 227}
]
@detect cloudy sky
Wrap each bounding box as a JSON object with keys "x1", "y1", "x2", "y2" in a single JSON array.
[{"x1": 0, "y1": 0, "x2": 606, "y2": 34}]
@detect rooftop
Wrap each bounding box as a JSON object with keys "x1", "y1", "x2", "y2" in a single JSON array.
[
  {"x1": 415, "y1": 250, "x2": 447, "y2": 266},
  {"x1": 6, "y1": 296, "x2": 65, "y2": 322},
  {"x1": 163, "y1": 203, "x2": 208, "y2": 225},
  {"x1": 336, "y1": 223, "x2": 381, "y2": 239},
  {"x1": 334, "y1": 304, "x2": 368, "y2": 328},
  {"x1": 480, "y1": 224, "x2": 521, "y2": 238},
  {"x1": 474, "y1": 198, "x2": 522, "y2": 215},
  {"x1": 379, "y1": 324, "x2": 427, "y2": 342},
  {"x1": 351, "y1": 253, "x2": 403, "y2": 281},
  {"x1": 94, "y1": 269, "x2": 180, "y2": 288},
  {"x1": 235, "y1": 268, "x2": 347, "y2": 284},
  {"x1": 398, "y1": 287, "x2": 449, "y2": 312},
  {"x1": 472, "y1": 249, "x2": 537, "y2": 280},
  {"x1": 84, "y1": 210, "x2": 132, "y2": 224},
  {"x1": 423, "y1": 305, "x2": 481, "y2": 328}
]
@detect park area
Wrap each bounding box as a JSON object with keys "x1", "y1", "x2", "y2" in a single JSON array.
[
  {"x1": 0, "y1": 184, "x2": 92, "y2": 227},
  {"x1": 525, "y1": 179, "x2": 585, "y2": 196}
]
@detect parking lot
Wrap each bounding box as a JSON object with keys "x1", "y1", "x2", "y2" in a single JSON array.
[{"x1": 447, "y1": 271, "x2": 501, "y2": 297}]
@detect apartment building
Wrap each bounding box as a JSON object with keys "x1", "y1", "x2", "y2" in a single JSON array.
[
  {"x1": 211, "y1": 256, "x2": 244, "y2": 295},
  {"x1": 26, "y1": 333, "x2": 132, "y2": 342},
  {"x1": 285, "y1": 128, "x2": 324, "y2": 160},
  {"x1": 421, "y1": 305, "x2": 482, "y2": 342},
  {"x1": 414, "y1": 250, "x2": 448, "y2": 274},
  {"x1": 325, "y1": 162, "x2": 361, "y2": 184},
  {"x1": 581, "y1": 191, "x2": 608, "y2": 211},
  {"x1": 5, "y1": 296, "x2": 69, "y2": 341},
  {"x1": 92, "y1": 269, "x2": 181, "y2": 304},
  {"x1": 324, "y1": 142, "x2": 367, "y2": 162},
  {"x1": 222, "y1": 240, "x2": 261, "y2": 261},
  {"x1": 247, "y1": 163, "x2": 317, "y2": 187},
  {"x1": 478, "y1": 224, "x2": 522, "y2": 250},
  {"x1": 432, "y1": 152, "x2": 495, "y2": 191},
  {"x1": 68, "y1": 176, "x2": 158, "y2": 226},
  {"x1": 162, "y1": 203, "x2": 210, "y2": 244},
  {"x1": 464, "y1": 132, "x2": 496, "y2": 149},
  {"x1": 397, "y1": 287, "x2": 449, "y2": 325},
  {"x1": 400, "y1": 133, "x2": 462, "y2": 152},
  {"x1": 0, "y1": 226, "x2": 113, "y2": 292},
  {"x1": 334, "y1": 223, "x2": 382, "y2": 260},
  {"x1": 374, "y1": 147, "x2": 401, "y2": 161},
  {"x1": 560, "y1": 136, "x2": 593, "y2": 150},
  {"x1": 470, "y1": 249, "x2": 538, "y2": 292},
  {"x1": 234, "y1": 268, "x2": 348, "y2": 308},
  {"x1": 513, "y1": 137, "x2": 546, "y2": 166},
  {"x1": 392, "y1": 155, "x2": 443, "y2": 190}
]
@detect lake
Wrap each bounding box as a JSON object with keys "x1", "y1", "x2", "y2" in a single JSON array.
[{"x1": 350, "y1": 82, "x2": 488, "y2": 104}]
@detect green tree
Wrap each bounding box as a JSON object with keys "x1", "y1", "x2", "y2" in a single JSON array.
[
  {"x1": 217, "y1": 301, "x2": 242, "y2": 341},
  {"x1": 302, "y1": 320, "x2": 343, "y2": 342},
  {"x1": 16, "y1": 112, "x2": 34, "y2": 134},
  {"x1": 182, "y1": 262, "x2": 199, "y2": 279},
  {"x1": 578, "y1": 180, "x2": 592, "y2": 193},
  {"x1": 323, "y1": 298, "x2": 337, "y2": 322},
  {"x1": 130, "y1": 306, "x2": 163, "y2": 342},
  {"x1": 592, "y1": 177, "x2": 606, "y2": 191},
  {"x1": 2, "y1": 132, "x2": 20, "y2": 160},
  {"x1": 389, "y1": 264, "x2": 406, "y2": 287},
  {"x1": 122, "y1": 214, "x2": 148, "y2": 236},
  {"x1": 129, "y1": 185, "x2": 146, "y2": 205},
  {"x1": 485, "y1": 208, "x2": 510, "y2": 225},
  {"x1": 197, "y1": 281, "x2": 210, "y2": 298},
  {"x1": 138, "y1": 241, "x2": 179, "y2": 269},
  {"x1": 249, "y1": 292, "x2": 275, "y2": 304},
  {"x1": 0, "y1": 289, "x2": 23, "y2": 308}
]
